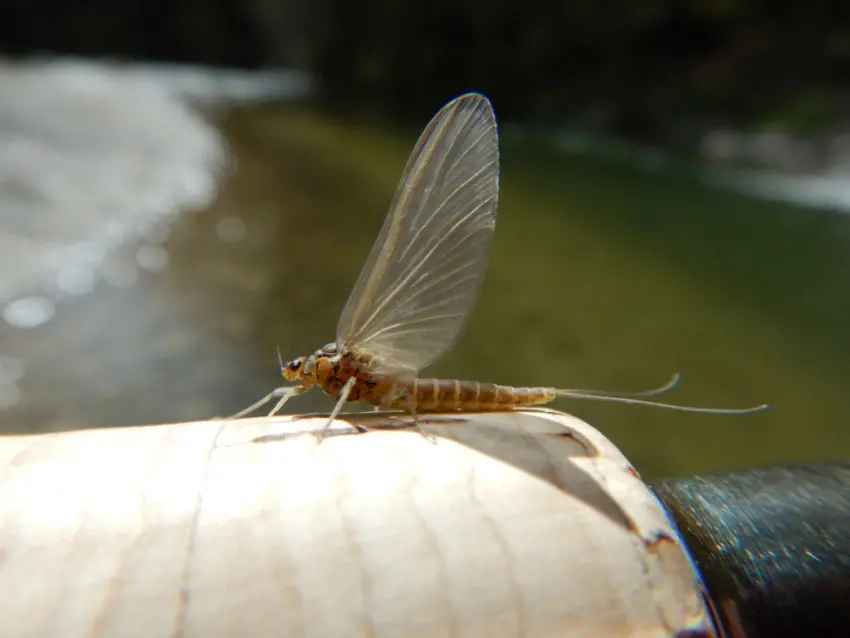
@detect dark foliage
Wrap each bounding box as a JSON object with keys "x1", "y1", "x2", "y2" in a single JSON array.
[{"x1": 2, "y1": 0, "x2": 849, "y2": 129}]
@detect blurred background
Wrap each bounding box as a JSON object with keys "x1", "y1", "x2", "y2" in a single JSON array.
[{"x1": 0, "y1": 1, "x2": 848, "y2": 478}]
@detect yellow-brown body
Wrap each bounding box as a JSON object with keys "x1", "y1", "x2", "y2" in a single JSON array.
[{"x1": 283, "y1": 343, "x2": 557, "y2": 413}]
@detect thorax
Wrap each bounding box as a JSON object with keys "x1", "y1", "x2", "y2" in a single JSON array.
[{"x1": 298, "y1": 344, "x2": 400, "y2": 405}]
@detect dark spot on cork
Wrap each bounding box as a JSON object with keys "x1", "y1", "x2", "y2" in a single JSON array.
[
  {"x1": 544, "y1": 431, "x2": 576, "y2": 439},
  {"x1": 542, "y1": 429, "x2": 599, "y2": 458},
  {"x1": 643, "y1": 529, "x2": 677, "y2": 552},
  {"x1": 253, "y1": 432, "x2": 300, "y2": 443}
]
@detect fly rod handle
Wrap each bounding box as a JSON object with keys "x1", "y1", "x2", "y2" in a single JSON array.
[
  {"x1": 652, "y1": 462, "x2": 850, "y2": 638},
  {"x1": 0, "y1": 410, "x2": 717, "y2": 638}
]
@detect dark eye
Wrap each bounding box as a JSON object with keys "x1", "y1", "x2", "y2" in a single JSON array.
[{"x1": 288, "y1": 359, "x2": 302, "y2": 371}]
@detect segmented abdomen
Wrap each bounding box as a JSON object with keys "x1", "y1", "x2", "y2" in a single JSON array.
[{"x1": 390, "y1": 379, "x2": 556, "y2": 412}]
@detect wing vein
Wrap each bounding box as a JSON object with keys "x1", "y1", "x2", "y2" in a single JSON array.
[
  {"x1": 350, "y1": 198, "x2": 490, "y2": 338},
  {"x1": 335, "y1": 93, "x2": 499, "y2": 374}
]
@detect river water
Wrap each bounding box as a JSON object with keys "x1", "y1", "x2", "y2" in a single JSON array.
[{"x1": 1, "y1": 61, "x2": 848, "y2": 478}]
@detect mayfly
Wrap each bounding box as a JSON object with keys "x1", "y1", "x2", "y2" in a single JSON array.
[{"x1": 235, "y1": 93, "x2": 767, "y2": 436}]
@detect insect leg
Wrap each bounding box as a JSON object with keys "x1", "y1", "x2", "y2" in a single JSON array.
[
  {"x1": 227, "y1": 385, "x2": 307, "y2": 419},
  {"x1": 317, "y1": 376, "x2": 360, "y2": 442},
  {"x1": 402, "y1": 385, "x2": 437, "y2": 444},
  {"x1": 268, "y1": 386, "x2": 310, "y2": 417}
]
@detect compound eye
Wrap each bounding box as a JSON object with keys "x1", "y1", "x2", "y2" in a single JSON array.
[{"x1": 288, "y1": 358, "x2": 303, "y2": 371}]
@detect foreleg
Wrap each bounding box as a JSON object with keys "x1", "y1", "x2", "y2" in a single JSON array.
[{"x1": 229, "y1": 385, "x2": 309, "y2": 419}]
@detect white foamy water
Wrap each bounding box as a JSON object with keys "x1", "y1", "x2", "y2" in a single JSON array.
[
  {"x1": 702, "y1": 169, "x2": 850, "y2": 212},
  {"x1": 0, "y1": 58, "x2": 309, "y2": 328},
  {"x1": 700, "y1": 128, "x2": 850, "y2": 212},
  {"x1": 552, "y1": 126, "x2": 850, "y2": 216}
]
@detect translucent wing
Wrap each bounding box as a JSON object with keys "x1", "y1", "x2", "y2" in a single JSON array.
[{"x1": 336, "y1": 93, "x2": 499, "y2": 375}]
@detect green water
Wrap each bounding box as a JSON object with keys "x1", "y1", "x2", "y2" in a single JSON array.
[{"x1": 5, "y1": 102, "x2": 850, "y2": 478}]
